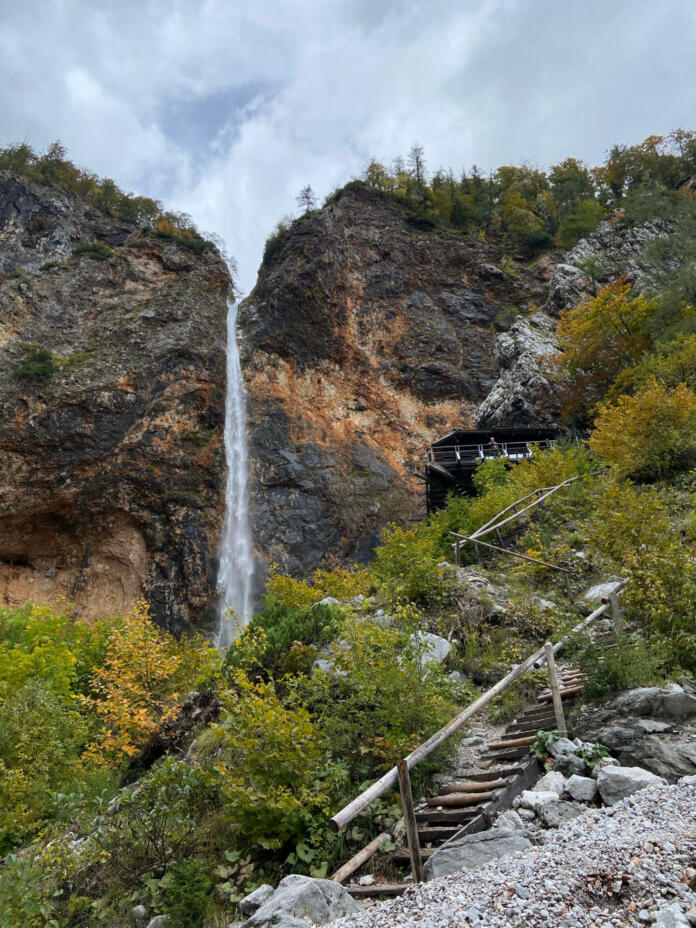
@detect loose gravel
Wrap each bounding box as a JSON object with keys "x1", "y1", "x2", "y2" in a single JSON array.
[{"x1": 330, "y1": 781, "x2": 696, "y2": 927}]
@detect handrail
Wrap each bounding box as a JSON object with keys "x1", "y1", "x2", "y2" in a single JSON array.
[
  {"x1": 470, "y1": 476, "x2": 583, "y2": 541},
  {"x1": 328, "y1": 580, "x2": 625, "y2": 833}
]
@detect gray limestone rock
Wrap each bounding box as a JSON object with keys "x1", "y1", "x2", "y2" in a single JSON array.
[
  {"x1": 565, "y1": 774, "x2": 598, "y2": 802},
  {"x1": 575, "y1": 686, "x2": 696, "y2": 781},
  {"x1": 654, "y1": 903, "x2": 691, "y2": 928},
  {"x1": 517, "y1": 790, "x2": 560, "y2": 812},
  {"x1": 242, "y1": 875, "x2": 358, "y2": 928},
  {"x1": 611, "y1": 684, "x2": 696, "y2": 722},
  {"x1": 554, "y1": 753, "x2": 587, "y2": 777},
  {"x1": 475, "y1": 311, "x2": 561, "y2": 429},
  {"x1": 240, "y1": 885, "x2": 275, "y2": 916},
  {"x1": 533, "y1": 771, "x2": 567, "y2": 797},
  {"x1": 496, "y1": 810, "x2": 527, "y2": 831},
  {"x1": 596, "y1": 765, "x2": 667, "y2": 806},
  {"x1": 537, "y1": 800, "x2": 586, "y2": 828},
  {"x1": 548, "y1": 737, "x2": 579, "y2": 758},
  {"x1": 423, "y1": 828, "x2": 532, "y2": 881},
  {"x1": 411, "y1": 631, "x2": 452, "y2": 665},
  {"x1": 590, "y1": 756, "x2": 620, "y2": 777}
]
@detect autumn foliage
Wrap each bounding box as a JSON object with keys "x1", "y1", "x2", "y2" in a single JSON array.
[
  {"x1": 86, "y1": 601, "x2": 219, "y2": 762},
  {"x1": 588, "y1": 379, "x2": 696, "y2": 480}
]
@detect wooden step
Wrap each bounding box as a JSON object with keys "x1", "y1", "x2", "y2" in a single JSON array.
[
  {"x1": 426, "y1": 790, "x2": 496, "y2": 808},
  {"x1": 506, "y1": 717, "x2": 556, "y2": 734},
  {"x1": 517, "y1": 705, "x2": 564, "y2": 721},
  {"x1": 538, "y1": 684, "x2": 583, "y2": 703},
  {"x1": 391, "y1": 846, "x2": 438, "y2": 861},
  {"x1": 417, "y1": 825, "x2": 461, "y2": 842},
  {"x1": 438, "y1": 778, "x2": 508, "y2": 794},
  {"x1": 416, "y1": 807, "x2": 481, "y2": 825},
  {"x1": 455, "y1": 765, "x2": 524, "y2": 781},
  {"x1": 482, "y1": 744, "x2": 533, "y2": 764},
  {"x1": 347, "y1": 882, "x2": 408, "y2": 897}
]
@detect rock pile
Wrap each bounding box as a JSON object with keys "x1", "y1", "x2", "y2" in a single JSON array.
[
  {"x1": 330, "y1": 778, "x2": 696, "y2": 928},
  {"x1": 575, "y1": 684, "x2": 696, "y2": 781}
]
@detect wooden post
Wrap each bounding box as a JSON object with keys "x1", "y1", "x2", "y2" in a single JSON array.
[
  {"x1": 544, "y1": 642, "x2": 567, "y2": 736},
  {"x1": 608, "y1": 591, "x2": 623, "y2": 633},
  {"x1": 397, "y1": 759, "x2": 423, "y2": 883},
  {"x1": 454, "y1": 541, "x2": 461, "y2": 567}
]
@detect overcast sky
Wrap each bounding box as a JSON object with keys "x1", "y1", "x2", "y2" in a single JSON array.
[{"x1": 2, "y1": 0, "x2": 695, "y2": 293}]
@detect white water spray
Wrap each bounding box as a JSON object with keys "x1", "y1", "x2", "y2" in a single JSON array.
[{"x1": 216, "y1": 297, "x2": 254, "y2": 647}]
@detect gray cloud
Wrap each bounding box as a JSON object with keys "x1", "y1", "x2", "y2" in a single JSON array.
[{"x1": 1, "y1": 0, "x2": 694, "y2": 292}]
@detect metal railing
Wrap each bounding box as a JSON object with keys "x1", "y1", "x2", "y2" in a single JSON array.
[{"x1": 427, "y1": 439, "x2": 557, "y2": 468}]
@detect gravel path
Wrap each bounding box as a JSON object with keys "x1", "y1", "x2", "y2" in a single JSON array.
[{"x1": 331, "y1": 781, "x2": 696, "y2": 927}]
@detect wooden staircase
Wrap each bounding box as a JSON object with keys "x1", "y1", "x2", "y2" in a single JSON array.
[{"x1": 343, "y1": 667, "x2": 585, "y2": 897}]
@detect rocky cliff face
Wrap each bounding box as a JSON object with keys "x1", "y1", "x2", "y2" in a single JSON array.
[
  {"x1": 239, "y1": 183, "x2": 548, "y2": 579},
  {"x1": 0, "y1": 173, "x2": 229, "y2": 633},
  {"x1": 476, "y1": 217, "x2": 668, "y2": 429}
]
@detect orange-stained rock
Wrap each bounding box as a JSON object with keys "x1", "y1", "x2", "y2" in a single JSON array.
[
  {"x1": 0, "y1": 173, "x2": 229, "y2": 633},
  {"x1": 239, "y1": 183, "x2": 548, "y2": 580}
]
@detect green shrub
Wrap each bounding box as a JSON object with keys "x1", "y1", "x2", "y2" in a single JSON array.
[
  {"x1": 228, "y1": 601, "x2": 344, "y2": 678},
  {"x1": 557, "y1": 199, "x2": 605, "y2": 248},
  {"x1": 160, "y1": 858, "x2": 213, "y2": 928},
  {"x1": 584, "y1": 479, "x2": 696, "y2": 633},
  {"x1": 570, "y1": 632, "x2": 664, "y2": 699},
  {"x1": 299, "y1": 613, "x2": 460, "y2": 785},
  {"x1": 91, "y1": 757, "x2": 212, "y2": 880},
  {"x1": 71, "y1": 241, "x2": 114, "y2": 261},
  {"x1": 12, "y1": 343, "x2": 60, "y2": 384},
  {"x1": 0, "y1": 681, "x2": 99, "y2": 852},
  {"x1": 210, "y1": 672, "x2": 341, "y2": 863},
  {"x1": 369, "y1": 523, "x2": 455, "y2": 607},
  {"x1": 262, "y1": 218, "x2": 291, "y2": 265}
]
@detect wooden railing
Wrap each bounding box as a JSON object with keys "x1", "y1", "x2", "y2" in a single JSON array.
[
  {"x1": 451, "y1": 476, "x2": 583, "y2": 568},
  {"x1": 329, "y1": 579, "x2": 626, "y2": 882}
]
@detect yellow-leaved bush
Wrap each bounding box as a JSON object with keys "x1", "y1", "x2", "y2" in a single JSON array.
[
  {"x1": 589, "y1": 378, "x2": 696, "y2": 480},
  {"x1": 85, "y1": 601, "x2": 220, "y2": 763},
  {"x1": 266, "y1": 565, "x2": 371, "y2": 609},
  {"x1": 584, "y1": 479, "x2": 696, "y2": 632}
]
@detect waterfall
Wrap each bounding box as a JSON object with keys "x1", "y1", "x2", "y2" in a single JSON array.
[{"x1": 216, "y1": 297, "x2": 254, "y2": 647}]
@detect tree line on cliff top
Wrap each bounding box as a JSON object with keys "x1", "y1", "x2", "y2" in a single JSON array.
[
  {"x1": 0, "y1": 140, "x2": 211, "y2": 253},
  {"x1": 266, "y1": 130, "x2": 696, "y2": 264}
]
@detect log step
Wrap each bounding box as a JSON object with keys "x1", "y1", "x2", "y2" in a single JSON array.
[
  {"x1": 506, "y1": 717, "x2": 556, "y2": 733},
  {"x1": 538, "y1": 684, "x2": 583, "y2": 703},
  {"x1": 487, "y1": 735, "x2": 535, "y2": 750},
  {"x1": 438, "y1": 778, "x2": 508, "y2": 795},
  {"x1": 347, "y1": 883, "x2": 408, "y2": 897},
  {"x1": 426, "y1": 790, "x2": 496, "y2": 807},
  {"x1": 518, "y1": 705, "x2": 565, "y2": 720}
]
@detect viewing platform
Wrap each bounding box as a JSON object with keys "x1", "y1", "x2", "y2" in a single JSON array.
[{"x1": 421, "y1": 427, "x2": 558, "y2": 513}]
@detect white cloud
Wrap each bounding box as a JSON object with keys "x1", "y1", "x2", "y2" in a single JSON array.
[{"x1": 0, "y1": 0, "x2": 695, "y2": 291}]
